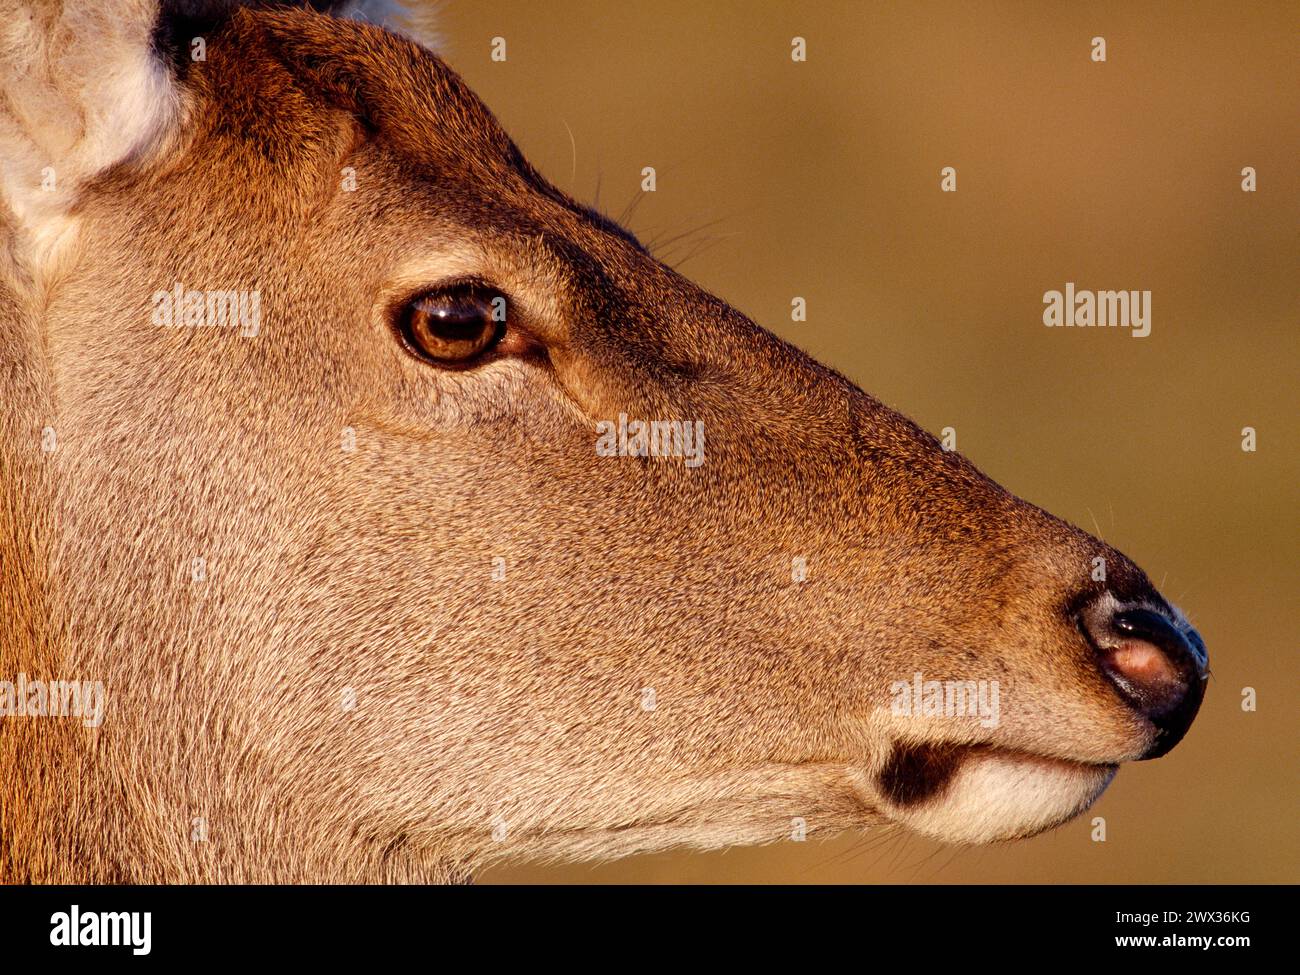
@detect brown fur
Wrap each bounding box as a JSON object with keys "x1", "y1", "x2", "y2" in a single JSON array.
[{"x1": 0, "y1": 4, "x2": 1195, "y2": 883}]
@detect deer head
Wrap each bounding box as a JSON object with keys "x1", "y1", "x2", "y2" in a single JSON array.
[{"x1": 0, "y1": 1, "x2": 1206, "y2": 883}]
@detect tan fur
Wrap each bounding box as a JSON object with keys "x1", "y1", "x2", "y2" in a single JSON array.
[{"x1": 1, "y1": 4, "x2": 1192, "y2": 883}]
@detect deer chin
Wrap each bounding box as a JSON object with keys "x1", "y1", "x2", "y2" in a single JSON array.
[{"x1": 875, "y1": 745, "x2": 1118, "y2": 844}]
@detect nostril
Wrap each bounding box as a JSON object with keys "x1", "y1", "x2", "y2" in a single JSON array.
[
  {"x1": 1080, "y1": 599, "x2": 1209, "y2": 758},
  {"x1": 1094, "y1": 607, "x2": 1196, "y2": 715},
  {"x1": 1114, "y1": 608, "x2": 1208, "y2": 673},
  {"x1": 1108, "y1": 608, "x2": 1201, "y2": 709},
  {"x1": 1108, "y1": 636, "x2": 1180, "y2": 688}
]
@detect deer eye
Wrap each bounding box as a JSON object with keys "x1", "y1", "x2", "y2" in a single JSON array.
[{"x1": 395, "y1": 284, "x2": 506, "y2": 365}]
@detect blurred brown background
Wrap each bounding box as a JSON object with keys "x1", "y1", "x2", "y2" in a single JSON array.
[{"x1": 422, "y1": 0, "x2": 1297, "y2": 883}]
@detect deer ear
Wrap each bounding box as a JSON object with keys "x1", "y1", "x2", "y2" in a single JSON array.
[
  {"x1": 335, "y1": 0, "x2": 441, "y2": 49},
  {"x1": 0, "y1": 2, "x2": 178, "y2": 258},
  {"x1": 255, "y1": 6, "x2": 452, "y2": 149}
]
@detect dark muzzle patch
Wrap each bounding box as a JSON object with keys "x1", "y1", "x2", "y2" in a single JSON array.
[{"x1": 878, "y1": 742, "x2": 964, "y2": 808}]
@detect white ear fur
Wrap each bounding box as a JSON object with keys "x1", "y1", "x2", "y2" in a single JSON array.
[
  {"x1": 0, "y1": 0, "x2": 179, "y2": 276},
  {"x1": 0, "y1": 0, "x2": 434, "y2": 281}
]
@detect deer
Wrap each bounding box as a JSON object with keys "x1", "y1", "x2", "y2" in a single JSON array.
[{"x1": 0, "y1": 0, "x2": 1207, "y2": 884}]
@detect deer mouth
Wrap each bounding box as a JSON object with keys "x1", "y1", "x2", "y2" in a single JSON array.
[{"x1": 873, "y1": 742, "x2": 1117, "y2": 844}]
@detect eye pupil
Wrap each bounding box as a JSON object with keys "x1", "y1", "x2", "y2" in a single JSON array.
[{"x1": 397, "y1": 285, "x2": 506, "y2": 364}]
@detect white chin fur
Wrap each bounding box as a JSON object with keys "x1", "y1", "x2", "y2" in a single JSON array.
[{"x1": 890, "y1": 750, "x2": 1117, "y2": 844}]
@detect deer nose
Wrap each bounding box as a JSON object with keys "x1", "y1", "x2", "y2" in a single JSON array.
[{"x1": 1082, "y1": 602, "x2": 1209, "y2": 760}]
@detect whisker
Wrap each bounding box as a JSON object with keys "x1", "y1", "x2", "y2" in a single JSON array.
[
  {"x1": 648, "y1": 216, "x2": 731, "y2": 255},
  {"x1": 562, "y1": 119, "x2": 577, "y2": 189}
]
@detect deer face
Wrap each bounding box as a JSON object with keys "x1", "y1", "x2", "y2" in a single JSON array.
[{"x1": 2, "y1": 5, "x2": 1206, "y2": 881}]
